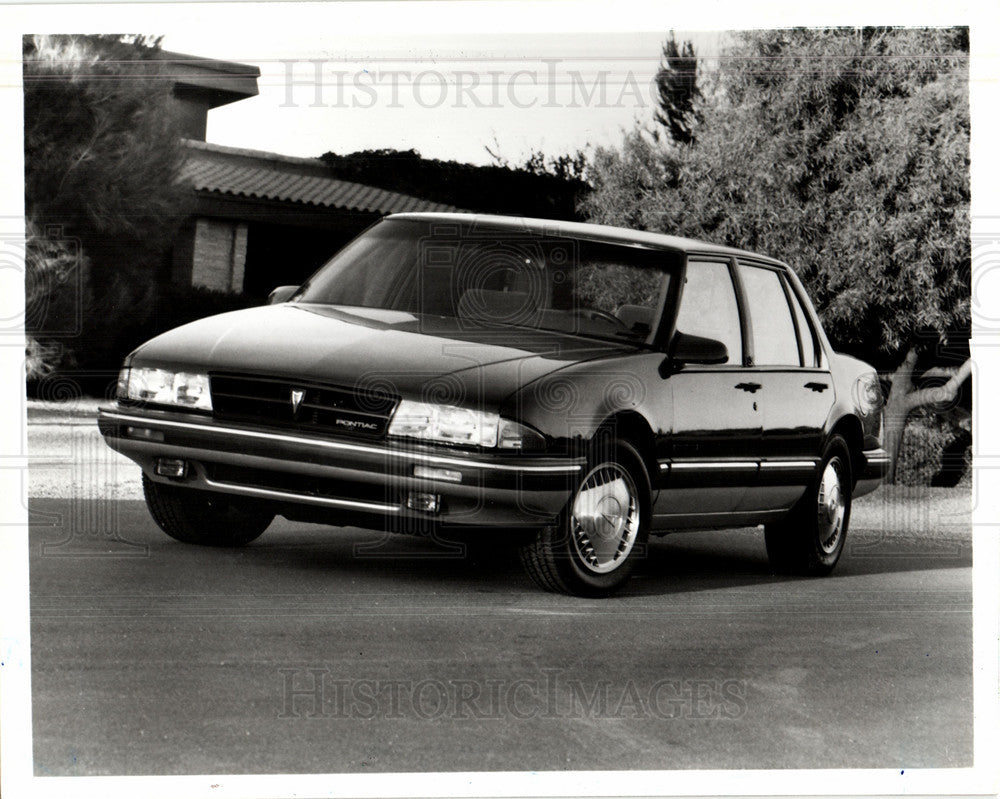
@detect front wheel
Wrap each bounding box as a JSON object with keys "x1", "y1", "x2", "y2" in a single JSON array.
[
  {"x1": 143, "y1": 474, "x2": 274, "y2": 546},
  {"x1": 519, "y1": 442, "x2": 650, "y2": 597},
  {"x1": 765, "y1": 435, "x2": 852, "y2": 575}
]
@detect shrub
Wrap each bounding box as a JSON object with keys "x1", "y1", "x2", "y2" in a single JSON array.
[{"x1": 895, "y1": 412, "x2": 971, "y2": 486}]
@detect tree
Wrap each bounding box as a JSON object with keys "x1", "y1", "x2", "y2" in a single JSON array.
[
  {"x1": 320, "y1": 146, "x2": 591, "y2": 221},
  {"x1": 23, "y1": 34, "x2": 192, "y2": 377},
  {"x1": 582, "y1": 28, "x2": 970, "y2": 482},
  {"x1": 653, "y1": 32, "x2": 701, "y2": 145},
  {"x1": 486, "y1": 142, "x2": 589, "y2": 184}
]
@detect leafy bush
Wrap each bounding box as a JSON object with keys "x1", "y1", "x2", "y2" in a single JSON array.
[{"x1": 895, "y1": 412, "x2": 971, "y2": 486}]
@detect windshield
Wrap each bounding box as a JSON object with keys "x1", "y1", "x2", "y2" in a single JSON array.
[{"x1": 294, "y1": 218, "x2": 676, "y2": 345}]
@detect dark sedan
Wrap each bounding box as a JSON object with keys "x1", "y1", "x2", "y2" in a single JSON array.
[{"x1": 98, "y1": 213, "x2": 887, "y2": 596}]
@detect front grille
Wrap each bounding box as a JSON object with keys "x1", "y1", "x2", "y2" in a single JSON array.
[{"x1": 210, "y1": 373, "x2": 398, "y2": 438}]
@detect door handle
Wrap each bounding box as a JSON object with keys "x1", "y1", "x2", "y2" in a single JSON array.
[
  {"x1": 735, "y1": 382, "x2": 762, "y2": 393},
  {"x1": 804, "y1": 382, "x2": 829, "y2": 392}
]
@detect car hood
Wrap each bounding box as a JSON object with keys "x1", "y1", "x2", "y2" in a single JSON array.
[{"x1": 130, "y1": 303, "x2": 633, "y2": 408}]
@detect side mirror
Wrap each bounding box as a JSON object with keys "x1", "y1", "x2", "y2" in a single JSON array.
[
  {"x1": 267, "y1": 285, "x2": 299, "y2": 305},
  {"x1": 669, "y1": 331, "x2": 729, "y2": 366}
]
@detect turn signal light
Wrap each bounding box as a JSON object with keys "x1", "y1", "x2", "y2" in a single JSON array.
[
  {"x1": 126, "y1": 426, "x2": 165, "y2": 442},
  {"x1": 413, "y1": 466, "x2": 462, "y2": 483}
]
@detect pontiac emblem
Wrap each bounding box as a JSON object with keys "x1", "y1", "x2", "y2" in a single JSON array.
[{"x1": 290, "y1": 389, "x2": 305, "y2": 414}]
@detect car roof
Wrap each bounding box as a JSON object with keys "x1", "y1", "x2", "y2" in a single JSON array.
[{"x1": 386, "y1": 212, "x2": 787, "y2": 266}]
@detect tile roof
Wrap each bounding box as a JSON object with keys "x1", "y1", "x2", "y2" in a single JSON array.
[{"x1": 180, "y1": 140, "x2": 459, "y2": 214}]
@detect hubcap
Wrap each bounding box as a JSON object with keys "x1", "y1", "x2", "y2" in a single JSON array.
[
  {"x1": 570, "y1": 464, "x2": 639, "y2": 574},
  {"x1": 816, "y1": 458, "x2": 846, "y2": 554}
]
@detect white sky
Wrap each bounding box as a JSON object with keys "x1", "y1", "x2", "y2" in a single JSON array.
[{"x1": 160, "y1": 30, "x2": 725, "y2": 165}]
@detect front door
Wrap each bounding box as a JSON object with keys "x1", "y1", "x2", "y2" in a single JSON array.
[{"x1": 654, "y1": 257, "x2": 763, "y2": 528}]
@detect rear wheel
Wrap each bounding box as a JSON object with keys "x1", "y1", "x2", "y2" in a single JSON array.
[
  {"x1": 143, "y1": 474, "x2": 274, "y2": 546},
  {"x1": 765, "y1": 435, "x2": 852, "y2": 575},
  {"x1": 519, "y1": 441, "x2": 649, "y2": 597}
]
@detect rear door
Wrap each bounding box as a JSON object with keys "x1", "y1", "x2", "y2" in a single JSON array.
[
  {"x1": 655, "y1": 257, "x2": 762, "y2": 527},
  {"x1": 735, "y1": 261, "x2": 834, "y2": 512}
]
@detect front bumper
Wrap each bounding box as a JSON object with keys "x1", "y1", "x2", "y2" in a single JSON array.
[{"x1": 98, "y1": 406, "x2": 582, "y2": 530}]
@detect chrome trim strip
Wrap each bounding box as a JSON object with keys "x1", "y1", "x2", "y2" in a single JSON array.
[
  {"x1": 101, "y1": 411, "x2": 582, "y2": 474},
  {"x1": 669, "y1": 461, "x2": 760, "y2": 471},
  {"x1": 202, "y1": 476, "x2": 401, "y2": 513},
  {"x1": 653, "y1": 508, "x2": 787, "y2": 520},
  {"x1": 658, "y1": 458, "x2": 818, "y2": 471}
]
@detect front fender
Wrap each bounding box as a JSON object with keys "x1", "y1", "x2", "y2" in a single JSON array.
[{"x1": 500, "y1": 352, "x2": 669, "y2": 455}]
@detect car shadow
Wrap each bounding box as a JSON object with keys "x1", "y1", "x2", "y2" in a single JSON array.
[
  {"x1": 628, "y1": 527, "x2": 971, "y2": 597},
  {"x1": 233, "y1": 519, "x2": 972, "y2": 598},
  {"x1": 27, "y1": 499, "x2": 972, "y2": 600}
]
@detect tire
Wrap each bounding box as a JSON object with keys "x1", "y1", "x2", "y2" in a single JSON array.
[
  {"x1": 519, "y1": 441, "x2": 650, "y2": 597},
  {"x1": 142, "y1": 474, "x2": 274, "y2": 546},
  {"x1": 765, "y1": 434, "x2": 852, "y2": 576}
]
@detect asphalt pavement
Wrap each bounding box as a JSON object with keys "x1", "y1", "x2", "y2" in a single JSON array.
[{"x1": 26, "y1": 407, "x2": 974, "y2": 775}]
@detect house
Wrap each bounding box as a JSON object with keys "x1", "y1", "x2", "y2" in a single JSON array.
[{"x1": 159, "y1": 51, "x2": 456, "y2": 299}]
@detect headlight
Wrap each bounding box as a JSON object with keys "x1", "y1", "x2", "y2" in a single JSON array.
[
  {"x1": 117, "y1": 367, "x2": 212, "y2": 411},
  {"x1": 388, "y1": 400, "x2": 545, "y2": 450}
]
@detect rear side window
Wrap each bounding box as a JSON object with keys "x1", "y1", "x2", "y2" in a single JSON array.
[
  {"x1": 675, "y1": 260, "x2": 742, "y2": 365},
  {"x1": 738, "y1": 263, "x2": 800, "y2": 367},
  {"x1": 787, "y1": 282, "x2": 820, "y2": 367}
]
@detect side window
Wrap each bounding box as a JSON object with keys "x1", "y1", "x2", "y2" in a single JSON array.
[
  {"x1": 786, "y1": 280, "x2": 819, "y2": 368},
  {"x1": 675, "y1": 260, "x2": 742, "y2": 365},
  {"x1": 738, "y1": 263, "x2": 800, "y2": 367}
]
